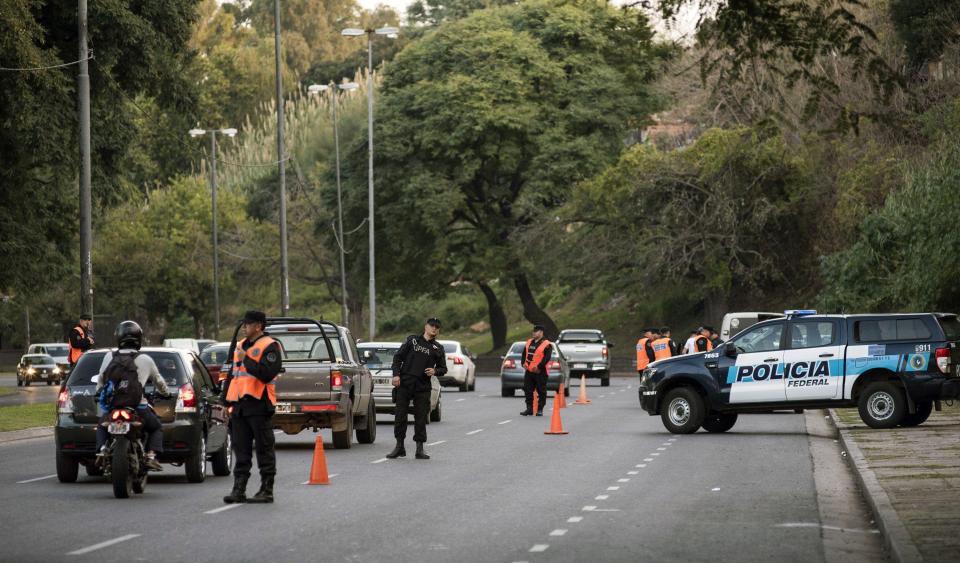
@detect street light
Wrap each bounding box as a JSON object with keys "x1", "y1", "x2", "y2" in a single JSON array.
[
  {"x1": 308, "y1": 82, "x2": 359, "y2": 327},
  {"x1": 341, "y1": 26, "x2": 398, "y2": 340},
  {"x1": 189, "y1": 126, "x2": 237, "y2": 337}
]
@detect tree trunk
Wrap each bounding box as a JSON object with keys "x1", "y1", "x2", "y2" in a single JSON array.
[
  {"x1": 703, "y1": 292, "x2": 728, "y2": 330},
  {"x1": 513, "y1": 274, "x2": 559, "y2": 340},
  {"x1": 347, "y1": 296, "x2": 364, "y2": 340},
  {"x1": 478, "y1": 281, "x2": 507, "y2": 350}
]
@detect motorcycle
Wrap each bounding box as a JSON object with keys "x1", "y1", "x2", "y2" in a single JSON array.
[{"x1": 100, "y1": 393, "x2": 159, "y2": 499}]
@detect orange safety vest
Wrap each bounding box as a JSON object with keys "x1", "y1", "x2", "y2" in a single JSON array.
[
  {"x1": 68, "y1": 325, "x2": 86, "y2": 364},
  {"x1": 636, "y1": 337, "x2": 650, "y2": 371},
  {"x1": 522, "y1": 339, "x2": 552, "y2": 374},
  {"x1": 694, "y1": 336, "x2": 713, "y2": 353},
  {"x1": 651, "y1": 337, "x2": 673, "y2": 361},
  {"x1": 226, "y1": 336, "x2": 278, "y2": 405}
]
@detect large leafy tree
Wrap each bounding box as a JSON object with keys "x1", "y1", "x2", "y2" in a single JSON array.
[{"x1": 359, "y1": 0, "x2": 670, "y2": 344}]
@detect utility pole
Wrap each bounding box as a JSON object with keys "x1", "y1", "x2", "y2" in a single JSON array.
[
  {"x1": 333, "y1": 86, "x2": 349, "y2": 327},
  {"x1": 210, "y1": 131, "x2": 220, "y2": 336},
  {"x1": 274, "y1": 0, "x2": 290, "y2": 315},
  {"x1": 78, "y1": 0, "x2": 93, "y2": 319},
  {"x1": 366, "y1": 34, "x2": 376, "y2": 341}
]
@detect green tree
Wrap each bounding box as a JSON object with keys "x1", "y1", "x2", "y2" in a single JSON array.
[
  {"x1": 406, "y1": 0, "x2": 517, "y2": 26},
  {"x1": 889, "y1": 0, "x2": 960, "y2": 71}
]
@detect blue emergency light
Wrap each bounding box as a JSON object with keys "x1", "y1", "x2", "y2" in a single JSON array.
[{"x1": 784, "y1": 309, "x2": 817, "y2": 317}]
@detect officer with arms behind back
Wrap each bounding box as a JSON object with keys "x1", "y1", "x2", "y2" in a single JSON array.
[
  {"x1": 68, "y1": 313, "x2": 95, "y2": 367},
  {"x1": 387, "y1": 318, "x2": 447, "y2": 460},
  {"x1": 693, "y1": 326, "x2": 714, "y2": 352},
  {"x1": 521, "y1": 324, "x2": 552, "y2": 417},
  {"x1": 223, "y1": 311, "x2": 282, "y2": 504},
  {"x1": 95, "y1": 321, "x2": 170, "y2": 471}
]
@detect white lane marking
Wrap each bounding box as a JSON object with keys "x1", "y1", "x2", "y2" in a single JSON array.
[
  {"x1": 627, "y1": 385, "x2": 632, "y2": 389},
  {"x1": 67, "y1": 534, "x2": 140, "y2": 555},
  {"x1": 711, "y1": 487, "x2": 721, "y2": 491},
  {"x1": 595, "y1": 495, "x2": 609, "y2": 500},
  {"x1": 657, "y1": 447, "x2": 666, "y2": 451},
  {"x1": 498, "y1": 420, "x2": 512, "y2": 425},
  {"x1": 17, "y1": 474, "x2": 57, "y2": 484},
  {"x1": 205, "y1": 504, "x2": 243, "y2": 515},
  {"x1": 371, "y1": 458, "x2": 388, "y2": 464},
  {"x1": 549, "y1": 529, "x2": 567, "y2": 537},
  {"x1": 661, "y1": 442, "x2": 672, "y2": 446},
  {"x1": 300, "y1": 473, "x2": 338, "y2": 484},
  {"x1": 627, "y1": 471, "x2": 639, "y2": 475},
  {"x1": 598, "y1": 395, "x2": 606, "y2": 398},
  {"x1": 651, "y1": 453, "x2": 660, "y2": 456},
  {"x1": 456, "y1": 398, "x2": 465, "y2": 402},
  {"x1": 567, "y1": 516, "x2": 583, "y2": 523},
  {"x1": 643, "y1": 458, "x2": 653, "y2": 462},
  {"x1": 529, "y1": 545, "x2": 549, "y2": 553},
  {"x1": 668, "y1": 438, "x2": 677, "y2": 441},
  {"x1": 618, "y1": 478, "x2": 630, "y2": 483},
  {"x1": 583, "y1": 505, "x2": 597, "y2": 511},
  {"x1": 466, "y1": 429, "x2": 484, "y2": 435},
  {"x1": 774, "y1": 523, "x2": 879, "y2": 534},
  {"x1": 636, "y1": 464, "x2": 647, "y2": 468},
  {"x1": 607, "y1": 486, "x2": 620, "y2": 491},
  {"x1": 427, "y1": 440, "x2": 446, "y2": 446}
]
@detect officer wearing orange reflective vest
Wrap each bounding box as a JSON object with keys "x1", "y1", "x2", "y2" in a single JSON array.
[
  {"x1": 651, "y1": 327, "x2": 676, "y2": 362},
  {"x1": 693, "y1": 326, "x2": 714, "y2": 353},
  {"x1": 521, "y1": 324, "x2": 552, "y2": 416},
  {"x1": 68, "y1": 313, "x2": 95, "y2": 366},
  {"x1": 636, "y1": 328, "x2": 657, "y2": 374},
  {"x1": 223, "y1": 310, "x2": 282, "y2": 505}
]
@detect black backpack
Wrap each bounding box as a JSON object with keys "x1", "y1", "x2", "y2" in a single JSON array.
[{"x1": 104, "y1": 351, "x2": 143, "y2": 408}]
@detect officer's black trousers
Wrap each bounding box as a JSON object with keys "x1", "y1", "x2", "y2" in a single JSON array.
[
  {"x1": 394, "y1": 385, "x2": 430, "y2": 443},
  {"x1": 231, "y1": 414, "x2": 276, "y2": 479},
  {"x1": 523, "y1": 370, "x2": 548, "y2": 413}
]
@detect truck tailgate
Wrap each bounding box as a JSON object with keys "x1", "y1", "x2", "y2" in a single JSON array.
[
  {"x1": 274, "y1": 362, "x2": 332, "y2": 401},
  {"x1": 559, "y1": 344, "x2": 605, "y2": 363}
]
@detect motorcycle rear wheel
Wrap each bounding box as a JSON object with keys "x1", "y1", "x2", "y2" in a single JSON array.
[{"x1": 111, "y1": 437, "x2": 133, "y2": 499}]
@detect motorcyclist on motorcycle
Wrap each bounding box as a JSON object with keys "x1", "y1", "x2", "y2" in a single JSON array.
[{"x1": 95, "y1": 321, "x2": 171, "y2": 471}]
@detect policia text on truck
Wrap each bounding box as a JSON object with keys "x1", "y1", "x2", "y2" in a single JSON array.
[{"x1": 639, "y1": 311, "x2": 960, "y2": 433}]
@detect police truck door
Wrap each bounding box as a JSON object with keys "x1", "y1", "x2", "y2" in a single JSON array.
[
  {"x1": 783, "y1": 319, "x2": 844, "y2": 401},
  {"x1": 723, "y1": 321, "x2": 787, "y2": 403}
]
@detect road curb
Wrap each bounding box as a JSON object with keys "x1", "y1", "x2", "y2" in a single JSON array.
[
  {"x1": 0, "y1": 426, "x2": 54, "y2": 444},
  {"x1": 828, "y1": 409, "x2": 923, "y2": 563}
]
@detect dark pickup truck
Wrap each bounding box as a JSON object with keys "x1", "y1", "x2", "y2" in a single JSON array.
[
  {"x1": 223, "y1": 318, "x2": 375, "y2": 449},
  {"x1": 640, "y1": 312, "x2": 960, "y2": 433}
]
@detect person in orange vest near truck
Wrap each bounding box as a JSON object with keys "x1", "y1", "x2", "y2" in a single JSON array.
[
  {"x1": 521, "y1": 324, "x2": 552, "y2": 417},
  {"x1": 68, "y1": 313, "x2": 95, "y2": 366},
  {"x1": 651, "y1": 327, "x2": 676, "y2": 362},
  {"x1": 636, "y1": 328, "x2": 657, "y2": 373},
  {"x1": 222, "y1": 310, "x2": 282, "y2": 505},
  {"x1": 693, "y1": 326, "x2": 714, "y2": 353}
]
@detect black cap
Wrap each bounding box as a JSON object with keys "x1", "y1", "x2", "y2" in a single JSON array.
[
  {"x1": 80, "y1": 313, "x2": 92, "y2": 320},
  {"x1": 532, "y1": 324, "x2": 545, "y2": 332},
  {"x1": 660, "y1": 326, "x2": 671, "y2": 333},
  {"x1": 426, "y1": 317, "x2": 442, "y2": 327},
  {"x1": 241, "y1": 310, "x2": 267, "y2": 325}
]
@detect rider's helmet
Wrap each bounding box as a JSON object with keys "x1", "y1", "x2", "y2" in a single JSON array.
[{"x1": 115, "y1": 321, "x2": 144, "y2": 350}]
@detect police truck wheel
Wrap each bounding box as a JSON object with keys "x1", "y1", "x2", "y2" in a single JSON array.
[
  {"x1": 56, "y1": 452, "x2": 79, "y2": 483},
  {"x1": 899, "y1": 400, "x2": 933, "y2": 427},
  {"x1": 332, "y1": 399, "x2": 354, "y2": 449},
  {"x1": 211, "y1": 432, "x2": 232, "y2": 476},
  {"x1": 660, "y1": 387, "x2": 704, "y2": 434},
  {"x1": 501, "y1": 387, "x2": 514, "y2": 397},
  {"x1": 858, "y1": 381, "x2": 906, "y2": 429},
  {"x1": 701, "y1": 413, "x2": 738, "y2": 433},
  {"x1": 185, "y1": 434, "x2": 207, "y2": 483},
  {"x1": 356, "y1": 399, "x2": 377, "y2": 444},
  {"x1": 430, "y1": 400, "x2": 442, "y2": 422}
]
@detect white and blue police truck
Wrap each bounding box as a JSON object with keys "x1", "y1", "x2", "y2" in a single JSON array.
[{"x1": 639, "y1": 311, "x2": 960, "y2": 433}]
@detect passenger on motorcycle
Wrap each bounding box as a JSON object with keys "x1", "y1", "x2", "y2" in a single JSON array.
[{"x1": 94, "y1": 321, "x2": 171, "y2": 472}]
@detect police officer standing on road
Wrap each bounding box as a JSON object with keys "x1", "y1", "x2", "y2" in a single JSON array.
[
  {"x1": 521, "y1": 324, "x2": 552, "y2": 417},
  {"x1": 223, "y1": 311, "x2": 282, "y2": 504},
  {"x1": 68, "y1": 313, "x2": 95, "y2": 367},
  {"x1": 693, "y1": 326, "x2": 714, "y2": 352},
  {"x1": 636, "y1": 328, "x2": 657, "y2": 373},
  {"x1": 387, "y1": 318, "x2": 447, "y2": 460}
]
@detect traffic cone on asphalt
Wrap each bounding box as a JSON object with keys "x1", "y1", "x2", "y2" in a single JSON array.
[
  {"x1": 544, "y1": 393, "x2": 569, "y2": 435},
  {"x1": 308, "y1": 435, "x2": 330, "y2": 485},
  {"x1": 574, "y1": 375, "x2": 592, "y2": 405},
  {"x1": 558, "y1": 383, "x2": 567, "y2": 408}
]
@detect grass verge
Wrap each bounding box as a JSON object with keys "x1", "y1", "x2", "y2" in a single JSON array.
[
  {"x1": 0, "y1": 403, "x2": 55, "y2": 432},
  {"x1": 0, "y1": 387, "x2": 17, "y2": 397}
]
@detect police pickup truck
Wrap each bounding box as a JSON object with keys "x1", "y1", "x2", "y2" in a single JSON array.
[{"x1": 639, "y1": 311, "x2": 960, "y2": 433}]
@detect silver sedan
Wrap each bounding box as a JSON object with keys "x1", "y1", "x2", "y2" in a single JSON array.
[{"x1": 358, "y1": 342, "x2": 443, "y2": 422}]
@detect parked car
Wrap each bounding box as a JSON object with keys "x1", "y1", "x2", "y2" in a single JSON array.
[
  {"x1": 162, "y1": 338, "x2": 201, "y2": 354},
  {"x1": 221, "y1": 318, "x2": 375, "y2": 449},
  {"x1": 199, "y1": 342, "x2": 231, "y2": 382},
  {"x1": 17, "y1": 354, "x2": 64, "y2": 386},
  {"x1": 500, "y1": 341, "x2": 570, "y2": 397},
  {"x1": 357, "y1": 342, "x2": 443, "y2": 422},
  {"x1": 556, "y1": 329, "x2": 613, "y2": 386},
  {"x1": 438, "y1": 340, "x2": 477, "y2": 391},
  {"x1": 196, "y1": 339, "x2": 217, "y2": 352},
  {"x1": 27, "y1": 343, "x2": 70, "y2": 374},
  {"x1": 55, "y1": 347, "x2": 231, "y2": 483}
]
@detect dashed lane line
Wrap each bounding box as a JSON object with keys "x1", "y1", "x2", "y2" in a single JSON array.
[
  {"x1": 595, "y1": 495, "x2": 609, "y2": 500},
  {"x1": 529, "y1": 545, "x2": 549, "y2": 553},
  {"x1": 498, "y1": 420, "x2": 512, "y2": 425},
  {"x1": 17, "y1": 474, "x2": 57, "y2": 484},
  {"x1": 456, "y1": 398, "x2": 465, "y2": 402},
  {"x1": 651, "y1": 453, "x2": 660, "y2": 456},
  {"x1": 549, "y1": 529, "x2": 567, "y2": 537},
  {"x1": 205, "y1": 504, "x2": 243, "y2": 515},
  {"x1": 657, "y1": 447, "x2": 666, "y2": 451},
  {"x1": 466, "y1": 429, "x2": 484, "y2": 435},
  {"x1": 617, "y1": 478, "x2": 630, "y2": 483},
  {"x1": 643, "y1": 458, "x2": 654, "y2": 462},
  {"x1": 427, "y1": 440, "x2": 446, "y2": 446},
  {"x1": 371, "y1": 458, "x2": 388, "y2": 464},
  {"x1": 607, "y1": 486, "x2": 620, "y2": 491},
  {"x1": 711, "y1": 487, "x2": 721, "y2": 491},
  {"x1": 567, "y1": 516, "x2": 583, "y2": 523},
  {"x1": 636, "y1": 464, "x2": 647, "y2": 468},
  {"x1": 67, "y1": 534, "x2": 140, "y2": 555},
  {"x1": 627, "y1": 471, "x2": 639, "y2": 475}
]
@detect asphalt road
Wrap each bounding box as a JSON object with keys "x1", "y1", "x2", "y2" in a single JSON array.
[
  {"x1": 0, "y1": 375, "x2": 60, "y2": 407},
  {"x1": 0, "y1": 377, "x2": 882, "y2": 562}
]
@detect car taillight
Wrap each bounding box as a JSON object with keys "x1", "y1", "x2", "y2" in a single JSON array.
[
  {"x1": 935, "y1": 347, "x2": 950, "y2": 374},
  {"x1": 602, "y1": 347, "x2": 609, "y2": 359},
  {"x1": 502, "y1": 359, "x2": 516, "y2": 369},
  {"x1": 176, "y1": 383, "x2": 197, "y2": 413},
  {"x1": 451, "y1": 356, "x2": 464, "y2": 365},
  {"x1": 57, "y1": 389, "x2": 73, "y2": 414},
  {"x1": 331, "y1": 371, "x2": 343, "y2": 390},
  {"x1": 547, "y1": 360, "x2": 560, "y2": 371}
]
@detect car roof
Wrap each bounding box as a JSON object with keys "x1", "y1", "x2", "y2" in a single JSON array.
[
  {"x1": 85, "y1": 347, "x2": 193, "y2": 356},
  {"x1": 358, "y1": 341, "x2": 403, "y2": 347},
  {"x1": 559, "y1": 329, "x2": 603, "y2": 333},
  {"x1": 22, "y1": 354, "x2": 53, "y2": 360},
  {"x1": 31, "y1": 342, "x2": 67, "y2": 347}
]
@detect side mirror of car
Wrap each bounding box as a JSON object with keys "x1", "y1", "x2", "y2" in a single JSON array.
[{"x1": 724, "y1": 342, "x2": 737, "y2": 358}]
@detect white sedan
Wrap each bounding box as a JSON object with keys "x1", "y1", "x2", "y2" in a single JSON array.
[{"x1": 439, "y1": 340, "x2": 477, "y2": 392}]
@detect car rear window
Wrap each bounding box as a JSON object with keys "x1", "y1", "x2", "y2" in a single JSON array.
[
  {"x1": 937, "y1": 315, "x2": 960, "y2": 341},
  {"x1": 200, "y1": 345, "x2": 230, "y2": 365},
  {"x1": 272, "y1": 332, "x2": 342, "y2": 361},
  {"x1": 855, "y1": 318, "x2": 933, "y2": 342},
  {"x1": 358, "y1": 346, "x2": 399, "y2": 369},
  {"x1": 508, "y1": 342, "x2": 526, "y2": 355},
  {"x1": 66, "y1": 351, "x2": 186, "y2": 387},
  {"x1": 559, "y1": 331, "x2": 603, "y2": 343},
  {"x1": 442, "y1": 343, "x2": 458, "y2": 354}
]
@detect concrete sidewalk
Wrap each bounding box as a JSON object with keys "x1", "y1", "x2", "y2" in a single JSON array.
[{"x1": 831, "y1": 403, "x2": 960, "y2": 563}]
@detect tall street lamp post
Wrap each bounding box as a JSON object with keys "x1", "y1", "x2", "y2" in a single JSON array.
[
  {"x1": 189, "y1": 127, "x2": 237, "y2": 337},
  {"x1": 274, "y1": 0, "x2": 291, "y2": 315},
  {"x1": 308, "y1": 82, "x2": 359, "y2": 327},
  {"x1": 341, "y1": 26, "x2": 398, "y2": 340}
]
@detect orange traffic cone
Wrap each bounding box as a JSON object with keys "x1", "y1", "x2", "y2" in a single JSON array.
[
  {"x1": 308, "y1": 435, "x2": 330, "y2": 485},
  {"x1": 544, "y1": 393, "x2": 569, "y2": 435},
  {"x1": 558, "y1": 383, "x2": 567, "y2": 408},
  {"x1": 574, "y1": 375, "x2": 592, "y2": 404}
]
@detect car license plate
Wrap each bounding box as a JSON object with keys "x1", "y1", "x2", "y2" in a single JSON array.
[
  {"x1": 108, "y1": 422, "x2": 130, "y2": 434},
  {"x1": 573, "y1": 363, "x2": 587, "y2": 369},
  {"x1": 275, "y1": 402, "x2": 292, "y2": 414},
  {"x1": 374, "y1": 377, "x2": 391, "y2": 385}
]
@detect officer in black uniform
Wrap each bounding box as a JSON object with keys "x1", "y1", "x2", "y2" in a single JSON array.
[
  {"x1": 386, "y1": 318, "x2": 446, "y2": 460},
  {"x1": 223, "y1": 311, "x2": 282, "y2": 504},
  {"x1": 521, "y1": 324, "x2": 553, "y2": 416}
]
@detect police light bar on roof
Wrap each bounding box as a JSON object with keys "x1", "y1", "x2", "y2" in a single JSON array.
[{"x1": 785, "y1": 309, "x2": 817, "y2": 317}]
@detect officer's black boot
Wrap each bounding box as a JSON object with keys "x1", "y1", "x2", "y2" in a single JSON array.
[
  {"x1": 247, "y1": 476, "x2": 274, "y2": 504},
  {"x1": 386, "y1": 440, "x2": 406, "y2": 459},
  {"x1": 415, "y1": 441, "x2": 430, "y2": 460},
  {"x1": 223, "y1": 475, "x2": 249, "y2": 504}
]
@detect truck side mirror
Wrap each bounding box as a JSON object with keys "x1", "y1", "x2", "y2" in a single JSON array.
[{"x1": 724, "y1": 342, "x2": 738, "y2": 358}]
